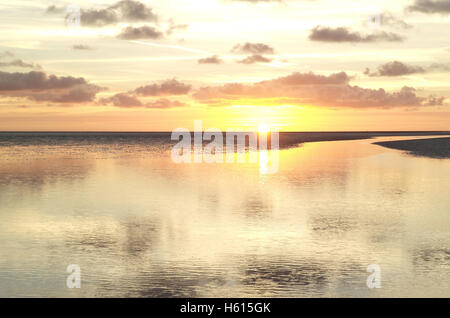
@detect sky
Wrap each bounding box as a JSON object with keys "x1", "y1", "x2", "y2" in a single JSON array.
[{"x1": 0, "y1": 0, "x2": 449, "y2": 131}]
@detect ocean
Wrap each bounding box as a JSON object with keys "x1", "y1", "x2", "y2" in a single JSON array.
[{"x1": 0, "y1": 132, "x2": 449, "y2": 297}]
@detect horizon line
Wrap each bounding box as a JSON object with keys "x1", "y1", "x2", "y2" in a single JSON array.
[{"x1": 1, "y1": 131, "x2": 449, "y2": 134}]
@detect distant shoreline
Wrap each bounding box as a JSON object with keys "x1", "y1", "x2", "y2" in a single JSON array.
[
  {"x1": 374, "y1": 137, "x2": 450, "y2": 159},
  {"x1": 1, "y1": 131, "x2": 450, "y2": 151},
  {"x1": 0, "y1": 131, "x2": 449, "y2": 134}
]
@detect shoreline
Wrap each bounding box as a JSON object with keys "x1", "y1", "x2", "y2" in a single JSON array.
[{"x1": 373, "y1": 137, "x2": 450, "y2": 159}]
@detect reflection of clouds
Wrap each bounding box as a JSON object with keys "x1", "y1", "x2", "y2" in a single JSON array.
[
  {"x1": 121, "y1": 216, "x2": 159, "y2": 257},
  {"x1": 412, "y1": 247, "x2": 450, "y2": 266},
  {"x1": 94, "y1": 263, "x2": 228, "y2": 298},
  {"x1": 0, "y1": 159, "x2": 92, "y2": 185},
  {"x1": 134, "y1": 268, "x2": 227, "y2": 298},
  {"x1": 240, "y1": 194, "x2": 272, "y2": 218},
  {"x1": 64, "y1": 221, "x2": 120, "y2": 252},
  {"x1": 197, "y1": 190, "x2": 220, "y2": 212},
  {"x1": 240, "y1": 257, "x2": 329, "y2": 293},
  {"x1": 310, "y1": 214, "x2": 356, "y2": 237},
  {"x1": 63, "y1": 216, "x2": 160, "y2": 257},
  {"x1": 0, "y1": 158, "x2": 93, "y2": 202}
]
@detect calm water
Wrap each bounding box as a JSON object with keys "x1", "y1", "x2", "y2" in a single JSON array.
[{"x1": 0, "y1": 133, "x2": 449, "y2": 297}]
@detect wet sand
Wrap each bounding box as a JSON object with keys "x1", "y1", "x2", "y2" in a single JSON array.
[{"x1": 374, "y1": 137, "x2": 450, "y2": 159}]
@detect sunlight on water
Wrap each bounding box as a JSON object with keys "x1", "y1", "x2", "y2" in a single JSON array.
[{"x1": 0, "y1": 135, "x2": 448, "y2": 297}]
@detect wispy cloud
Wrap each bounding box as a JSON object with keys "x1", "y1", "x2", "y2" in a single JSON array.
[
  {"x1": 198, "y1": 55, "x2": 223, "y2": 64},
  {"x1": 309, "y1": 26, "x2": 405, "y2": 43},
  {"x1": 364, "y1": 61, "x2": 425, "y2": 77},
  {"x1": 117, "y1": 26, "x2": 165, "y2": 40},
  {"x1": 407, "y1": 0, "x2": 450, "y2": 14},
  {"x1": 129, "y1": 40, "x2": 209, "y2": 54}
]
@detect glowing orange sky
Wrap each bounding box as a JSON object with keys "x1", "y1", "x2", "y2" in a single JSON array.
[{"x1": 0, "y1": 0, "x2": 449, "y2": 131}]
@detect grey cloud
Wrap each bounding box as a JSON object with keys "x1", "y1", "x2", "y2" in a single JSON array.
[
  {"x1": 46, "y1": 5, "x2": 65, "y2": 14},
  {"x1": 30, "y1": 84, "x2": 103, "y2": 103},
  {"x1": 80, "y1": 8, "x2": 117, "y2": 27},
  {"x1": 268, "y1": 71, "x2": 351, "y2": 85},
  {"x1": 198, "y1": 55, "x2": 223, "y2": 64},
  {"x1": 428, "y1": 62, "x2": 450, "y2": 71},
  {"x1": 0, "y1": 51, "x2": 14, "y2": 58},
  {"x1": 193, "y1": 71, "x2": 445, "y2": 108},
  {"x1": 407, "y1": 0, "x2": 450, "y2": 14},
  {"x1": 365, "y1": 61, "x2": 450, "y2": 76},
  {"x1": 109, "y1": 0, "x2": 157, "y2": 21},
  {"x1": 100, "y1": 93, "x2": 143, "y2": 107},
  {"x1": 72, "y1": 44, "x2": 94, "y2": 50},
  {"x1": 117, "y1": 25, "x2": 164, "y2": 40},
  {"x1": 237, "y1": 54, "x2": 272, "y2": 64},
  {"x1": 0, "y1": 59, "x2": 40, "y2": 69},
  {"x1": 423, "y1": 95, "x2": 445, "y2": 105},
  {"x1": 232, "y1": 42, "x2": 275, "y2": 54},
  {"x1": 166, "y1": 20, "x2": 189, "y2": 35},
  {"x1": 309, "y1": 26, "x2": 405, "y2": 42},
  {"x1": 0, "y1": 71, "x2": 87, "y2": 90},
  {"x1": 364, "y1": 61, "x2": 426, "y2": 76},
  {"x1": 134, "y1": 79, "x2": 191, "y2": 96},
  {"x1": 100, "y1": 93, "x2": 186, "y2": 108},
  {"x1": 0, "y1": 71, "x2": 103, "y2": 103},
  {"x1": 78, "y1": 0, "x2": 158, "y2": 27}
]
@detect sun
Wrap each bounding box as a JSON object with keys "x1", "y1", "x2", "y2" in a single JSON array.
[{"x1": 257, "y1": 123, "x2": 270, "y2": 134}]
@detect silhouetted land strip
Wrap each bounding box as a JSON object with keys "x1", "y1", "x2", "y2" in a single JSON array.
[
  {"x1": 374, "y1": 137, "x2": 450, "y2": 159},
  {"x1": 1, "y1": 132, "x2": 449, "y2": 151},
  {"x1": 276, "y1": 132, "x2": 449, "y2": 149}
]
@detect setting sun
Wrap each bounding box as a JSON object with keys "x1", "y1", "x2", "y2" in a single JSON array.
[
  {"x1": 0, "y1": 0, "x2": 449, "y2": 302},
  {"x1": 258, "y1": 123, "x2": 270, "y2": 134}
]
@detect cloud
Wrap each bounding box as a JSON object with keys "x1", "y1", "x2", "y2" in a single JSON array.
[
  {"x1": 166, "y1": 20, "x2": 189, "y2": 35},
  {"x1": 0, "y1": 71, "x2": 103, "y2": 103},
  {"x1": 365, "y1": 61, "x2": 450, "y2": 76},
  {"x1": 378, "y1": 12, "x2": 412, "y2": 29},
  {"x1": 232, "y1": 42, "x2": 275, "y2": 54},
  {"x1": 428, "y1": 62, "x2": 450, "y2": 71},
  {"x1": 100, "y1": 93, "x2": 186, "y2": 108},
  {"x1": 100, "y1": 93, "x2": 143, "y2": 107},
  {"x1": 145, "y1": 99, "x2": 186, "y2": 108},
  {"x1": 407, "y1": 0, "x2": 450, "y2": 14},
  {"x1": 0, "y1": 59, "x2": 40, "y2": 69},
  {"x1": 237, "y1": 54, "x2": 273, "y2": 64},
  {"x1": 134, "y1": 79, "x2": 191, "y2": 96},
  {"x1": 98, "y1": 79, "x2": 191, "y2": 108},
  {"x1": 193, "y1": 71, "x2": 445, "y2": 108},
  {"x1": 30, "y1": 85, "x2": 102, "y2": 103},
  {"x1": 76, "y1": 0, "x2": 158, "y2": 27},
  {"x1": 117, "y1": 26, "x2": 164, "y2": 40},
  {"x1": 46, "y1": 5, "x2": 65, "y2": 14},
  {"x1": 0, "y1": 51, "x2": 14, "y2": 58},
  {"x1": 198, "y1": 55, "x2": 223, "y2": 64},
  {"x1": 0, "y1": 52, "x2": 40, "y2": 69},
  {"x1": 309, "y1": 26, "x2": 404, "y2": 42},
  {"x1": 72, "y1": 44, "x2": 94, "y2": 50},
  {"x1": 364, "y1": 61, "x2": 425, "y2": 76},
  {"x1": 0, "y1": 71, "x2": 86, "y2": 90}
]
